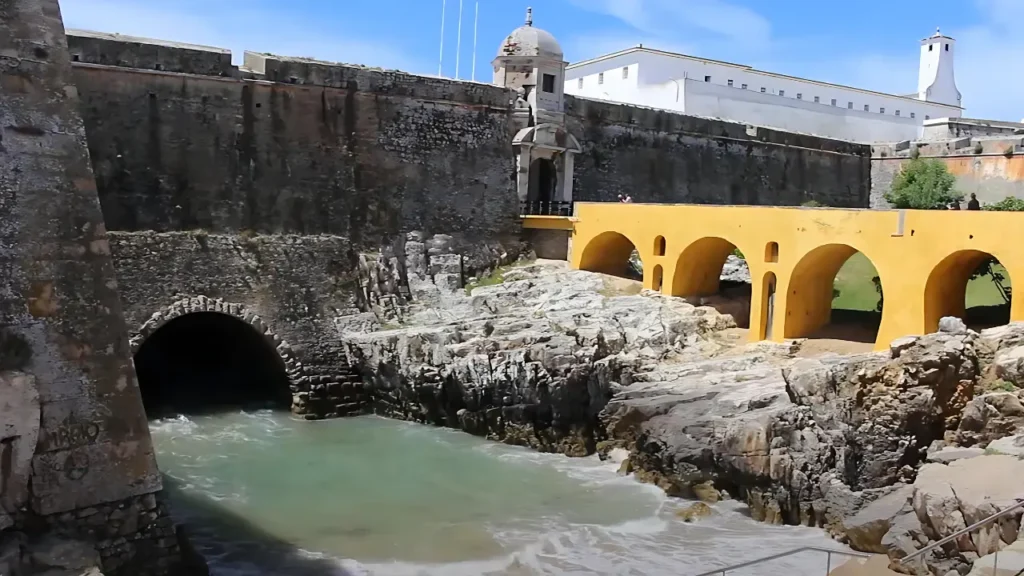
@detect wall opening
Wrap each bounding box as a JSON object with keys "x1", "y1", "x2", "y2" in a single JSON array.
[
  {"x1": 784, "y1": 245, "x2": 884, "y2": 346},
  {"x1": 652, "y1": 264, "x2": 664, "y2": 291},
  {"x1": 761, "y1": 272, "x2": 778, "y2": 340},
  {"x1": 671, "y1": 237, "x2": 751, "y2": 328},
  {"x1": 654, "y1": 235, "x2": 666, "y2": 256},
  {"x1": 528, "y1": 158, "x2": 557, "y2": 204},
  {"x1": 764, "y1": 241, "x2": 779, "y2": 263},
  {"x1": 578, "y1": 231, "x2": 643, "y2": 282},
  {"x1": 924, "y1": 250, "x2": 1012, "y2": 332},
  {"x1": 134, "y1": 312, "x2": 292, "y2": 418}
]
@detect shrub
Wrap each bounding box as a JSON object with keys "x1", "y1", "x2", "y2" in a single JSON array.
[
  {"x1": 983, "y1": 196, "x2": 1024, "y2": 212},
  {"x1": 883, "y1": 158, "x2": 962, "y2": 210}
]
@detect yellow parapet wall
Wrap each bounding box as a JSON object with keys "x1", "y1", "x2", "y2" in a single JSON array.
[{"x1": 567, "y1": 202, "x2": 1024, "y2": 350}]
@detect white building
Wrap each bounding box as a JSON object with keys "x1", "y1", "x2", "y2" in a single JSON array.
[{"x1": 564, "y1": 29, "x2": 963, "y2": 143}]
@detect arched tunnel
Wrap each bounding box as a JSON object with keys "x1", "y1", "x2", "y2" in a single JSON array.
[{"x1": 133, "y1": 312, "x2": 292, "y2": 417}]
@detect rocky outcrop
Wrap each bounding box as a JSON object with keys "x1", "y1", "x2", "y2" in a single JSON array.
[
  {"x1": 1, "y1": 371, "x2": 40, "y2": 531},
  {"x1": 341, "y1": 260, "x2": 736, "y2": 454}
]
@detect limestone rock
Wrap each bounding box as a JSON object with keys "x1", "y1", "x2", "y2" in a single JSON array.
[
  {"x1": 953, "y1": 392, "x2": 1024, "y2": 447},
  {"x1": 720, "y1": 254, "x2": 751, "y2": 283},
  {"x1": 676, "y1": 502, "x2": 714, "y2": 522},
  {"x1": 842, "y1": 486, "x2": 914, "y2": 554}
]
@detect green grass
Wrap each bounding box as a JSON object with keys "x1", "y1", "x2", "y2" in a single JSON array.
[
  {"x1": 464, "y1": 260, "x2": 533, "y2": 295},
  {"x1": 831, "y1": 252, "x2": 1009, "y2": 312}
]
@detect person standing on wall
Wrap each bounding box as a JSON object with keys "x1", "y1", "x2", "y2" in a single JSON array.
[{"x1": 967, "y1": 193, "x2": 981, "y2": 210}]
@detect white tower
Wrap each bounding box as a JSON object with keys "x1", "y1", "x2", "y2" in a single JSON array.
[
  {"x1": 917, "y1": 27, "x2": 961, "y2": 108},
  {"x1": 492, "y1": 7, "x2": 567, "y2": 125}
]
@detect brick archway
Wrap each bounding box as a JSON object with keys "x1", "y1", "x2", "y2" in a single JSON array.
[{"x1": 129, "y1": 296, "x2": 303, "y2": 395}]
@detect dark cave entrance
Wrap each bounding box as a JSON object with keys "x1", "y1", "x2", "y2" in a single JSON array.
[
  {"x1": 527, "y1": 158, "x2": 557, "y2": 203},
  {"x1": 134, "y1": 312, "x2": 291, "y2": 417}
]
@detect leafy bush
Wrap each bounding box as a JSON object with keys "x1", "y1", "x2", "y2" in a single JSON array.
[
  {"x1": 983, "y1": 196, "x2": 1024, "y2": 212},
  {"x1": 883, "y1": 158, "x2": 962, "y2": 209}
]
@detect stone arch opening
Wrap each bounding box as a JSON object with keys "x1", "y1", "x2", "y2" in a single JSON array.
[
  {"x1": 784, "y1": 244, "x2": 884, "y2": 344},
  {"x1": 671, "y1": 237, "x2": 751, "y2": 328},
  {"x1": 652, "y1": 264, "x2": 664, "y2": 291},
  {"x1": 528, "y1": 158, "x2": 557, "y2": 204},
  {"x1": 578, "y1": 231, "x2": 643, "y2": 281},
  {"x1": 653, "y1": 235, "x2": 666, "y2": 257},
  {"x1": 761, "y1": 271, "x2": 778, "y2": 340},
  {"x1": 924, "y1": 250, "x2": 1012, "y2": 332},
  {"x1": 765, "y1": 241, "x2": 779, "y2": 263},
  {"x1": 134, "y1": 312, "x2": 292, "y2": 417}
]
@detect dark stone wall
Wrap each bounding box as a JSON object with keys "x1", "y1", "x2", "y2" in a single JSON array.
[
  {"x1": 0, "y1": 1, "x2": 180, "y2": 573},
  {"x1": 565, "y1": 96, "x2": 873, "y2": 208},
  {"x1": 69, "y1": 50, "x2": 522, "y2": 268},
  {"x1": 108, "y1": 231, "x2": 368, "y2": 418}
]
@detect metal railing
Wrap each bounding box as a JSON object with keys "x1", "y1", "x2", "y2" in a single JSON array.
[
  {"x1": 692, "y1": 546, "x2": 870, "y2": 576},
  {"x1": 897, "y1": 497, "x2": 1024, "y2": 574},
  {"x1": 519, "y1": 200, "x2": 573, "y2": 217}
]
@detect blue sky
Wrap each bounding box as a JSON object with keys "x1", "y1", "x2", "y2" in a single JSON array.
[{"x1": 60, "y1": 0, "x2": 1023, "y2": 121}]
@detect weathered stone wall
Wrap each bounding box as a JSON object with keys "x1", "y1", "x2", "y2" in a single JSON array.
[
  {"x1": 565, "y1": 96, "x2": 873, "y2": 208},
  {"x1": 870, "y1": 137, "x2": 1024, "y2": 209},
  {"x1": 108, "y1": 231, "x2": 370, "y2": 418},
  {"x1": 67, "y1": 35, "x2": 523, "y2": 271},
  {"x1": 0, "y1": 1, "x2": 182, "y2": 573}
]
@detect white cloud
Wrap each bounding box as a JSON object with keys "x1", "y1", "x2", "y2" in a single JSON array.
[{"x1": 58, "y1": 0, "x2": 430, "y2": 74}]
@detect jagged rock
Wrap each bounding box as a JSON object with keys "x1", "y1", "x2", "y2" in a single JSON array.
[
  {"x1": 985, "y1": 433, "x2": 1024, "y2": 457},
  {"x1": 926, "y1": 446, "x2": 985, "y2": 463},
  {"x1": 676, "y1": 502, "x2": 714, "y2": 522},
  {"x1": 953, "y1": 392, "x2": 1024, "y2": 447},
  {"x1": 993, "y1": 345, "x2": 1024, "y2": 386},
  {"x1": 720, "y1": 254, "x2": 751, "y2": 283},
  {"x1": 843, "y1": 486, "x2": 915, "y2": 554},
  {"x1": 939, "y1": 316, "x2": 969, "y2": 335},
  {"x1": 0, "y1": 371, "x2": 40, "y2": 528}
]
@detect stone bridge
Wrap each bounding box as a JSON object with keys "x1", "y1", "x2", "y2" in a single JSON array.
[{"x1": 528, "y1": 203, "x2": 1024, "y2": 350}]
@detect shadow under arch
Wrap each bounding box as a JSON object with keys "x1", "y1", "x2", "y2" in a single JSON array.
[
  {"x1": 132, "y1": 298, "x2": 299, "y2": 417},
  {"x1": 671, "y1": 236, "x2": 752, "y2": 328},
  {"x1": 783, "y1": 243, "x2": 885, "y2": 343},
  {"x1": 577, "y1": 230, "x2": 642, "y2": 279},
  {"x1": 924, "y1": 249, "x2": 1013, "y2": 332}
]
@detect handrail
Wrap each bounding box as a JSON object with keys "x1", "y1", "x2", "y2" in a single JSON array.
[
  {"x1": 899, "y1": 498, "x2": 1024, "y2": 565},
  {"x1": 692, "y1": 546, "x2": 870, "y2": 576}
]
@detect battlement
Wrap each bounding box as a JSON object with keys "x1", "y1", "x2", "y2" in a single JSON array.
[{"x1": 66, "y1": 29, "x2": 234, "y2": 76}]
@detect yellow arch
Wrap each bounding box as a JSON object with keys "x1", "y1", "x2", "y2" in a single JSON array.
[
  {"x1": 672, "y1": 236, "x2": 743, "y2": 297},
  {"x1": 577, "y1": 230, "x2": 641, "y2": 278},
  {"x1": 783, "y1": 244, "x2": 884, "y2": 339},
  {"x1": 924, "y1": 250, "x2": 1011, "y2": 332}
]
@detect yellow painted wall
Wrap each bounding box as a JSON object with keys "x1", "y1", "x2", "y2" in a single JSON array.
[{"x1": 565, "y1": 203, "x2": 1024, "y2": 350}]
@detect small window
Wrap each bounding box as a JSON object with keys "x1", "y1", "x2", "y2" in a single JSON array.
[
  {"x1": 945, "y1": 43, "x2": 949, "y2": 51},
  {"x1": 654, "y1": 236, "x2": 666, "y2": 256},
  {"x1": 764, "y1": 242, "x2": 779, "y2": 263},
  {"x1": 760, "y1": 87, "x2": 766, "y2": 93},
  {"x1": 813, "y1": 96, "x2": 819, "y2": 103},
  {"x1": 704, "y1": 75, "x2": 711, "y2": 82},
  {"x1": 880, "y1": 107, "x2": 885, "y2": 114},
  {"x1": 598, "y1": 72, "x2": 604, "y2": 84},
  {"x1": 541, "y1": 73, "x2": 556, "y2": 93},
  {"x1": 925, "y1": 115, "x2": 930, "y2": 120},
  {"x1": 727, "y1": 79, "x2": 733, "y2": 87},
  {"x1": 848, "y1": 101, "x2": 853, "y2": 109},
  {"x1": 929, "y1": 44, "x2": 934, "y2": 52},
  {"x1": 895, "y1": 110, "x2": 900, "y2": 116},
  {"x1": 831, "y1": 98, "x2": 837, "y2": 106},
  {"x1": 779, "y1": 90, "x2": 785, "y2": 96},
  {"x1": 864, "y1": 104, "x2": 869, "y2": 111},
  {"x1": 622, "y1": 66, "x2": 629, "y2": 79},
  {"x1": 796, "y1": 93, "x2": 802, "y2": 100},
  {"x1": 741, "y1": 83, "x2": 747, "y2": 89},
  {"x1": 577, "y1": 78, "x2": 583, "y2": 89},
  {"x1": 911, "y1": 112, "x2": 916, "y2": 119}
]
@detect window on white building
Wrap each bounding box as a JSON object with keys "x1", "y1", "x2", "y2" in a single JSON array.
[
  {"x1": 911, "y1": 112, "x2": 916, "y2": 119},
  {"x1": 598, "y1": 72, "x2": 604, "y2": 84},
  {"x1": 727, "y1": 79, "x2": 733, "y2": 87},
  {"x1": 741, "y1": 83, "x2": 747, "y2": 89},
  {"x1": 796, "y1": 93, "x2": 802, "y2": 100},
  {"x1": 814, "y1": 96, "x2": 819, "y2": 103},
  {"x1": 848, "y1": 101, "x2": 853, "y2": 109},
  {"x1": 831, "y1": 98, "x2": 837, "y2": 106},
  {"x1": 895, "y1": 110, "x2": 900, "y2": 116},
  {"x1": 945, "y1": 44, "x2": 949, "y2": 51},
  {"x1": 929, "y1": 44, "x2": 934, "y2": 51},
  {"x1": 779, "y1": 90, "x2": 785, "y2": 96},
  {"x1": 760, "y1": 87, "x2": 766, "y2": 93},
  {"x1": 542, "y1": 74, "x2": 556, "y2": 93},
  {"x1": 577, "y1": 78, "x2": 583, "y2": 89},
  {"x1": 864, "y1": 104, "x2": 869, "y2": 111},
  {"x1": 925, "y1": 115, "x2": 930, "y2": 120},
  {"x1": 622, "y1": 66, "x2": 629, "y2": 79},
  {"x1": 704, "y1": 75, "x2": 711, "y2": 82}
]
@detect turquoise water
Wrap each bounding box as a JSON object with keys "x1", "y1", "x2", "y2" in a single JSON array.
[{"x1": 150, "y1": 411, "x2": 849, "y2": 575}]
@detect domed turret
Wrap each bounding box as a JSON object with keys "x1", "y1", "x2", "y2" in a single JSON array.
[{"x1": 497, "y1": 8, "x2": 563, "y2": 60}]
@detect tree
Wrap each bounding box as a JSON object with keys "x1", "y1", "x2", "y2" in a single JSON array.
[
  {"x1": 884, "y1": 159, "x2": 962, "y2": 209},
  {"x1": 983, "y1": 196, "x2": 1024, "y2": 212}
]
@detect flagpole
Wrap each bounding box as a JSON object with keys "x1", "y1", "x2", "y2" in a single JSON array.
[
  {"x1": 455, "y1": 0, "x2": 464, "y2": 79},
  {"x1": 438, "y1": 0, "x2": 447, "y2": 77},
  {"x1": 471, "y1": 1, "x2": 479, "y2": 81}
]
